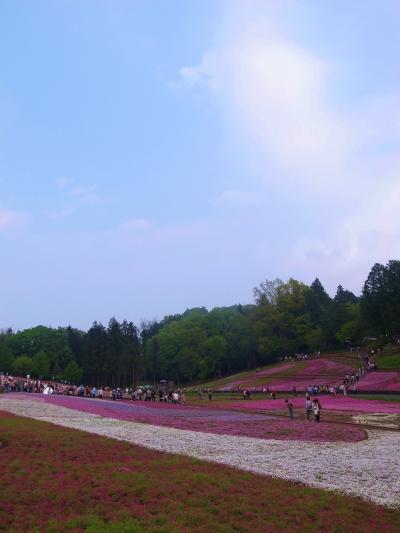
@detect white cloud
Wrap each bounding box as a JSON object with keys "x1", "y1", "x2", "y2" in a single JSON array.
[
  {"x1": 180, "y1": 65, "x2": 206, "y2": 87},
  {"x1": 55, "y1": 179, "x2": 100, "y2": 208},
  {"x1": 180, "y1": 36, "x2": 357, "y2": 191},
  {"x1": 69, "y1": 184, "x2": 99, "y2": 203},
  {"x1": 291, "y1": 179, "x2": 400, "y2": 294},
  {"x1": 180, "y1": 4, "x2": 400, "y2": 290},
  {"x1": 0, "y1": 208, "x2": 29, "y2": 230},
  {"x1": 0, "y1": 209, "x2": 18, "y2": 228}
]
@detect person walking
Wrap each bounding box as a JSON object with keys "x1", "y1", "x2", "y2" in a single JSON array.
[
  {"x1": 285, "y1": 399, "x2": 294, "y2": 419},
  {"x1": 313, "y1": 398, "x2": 321, "y2": 422},
  {"x1": 305, "y1": 396, "x2": 312, "y2": 420}
]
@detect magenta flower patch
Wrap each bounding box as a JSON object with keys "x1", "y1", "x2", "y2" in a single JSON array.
[
  {"x1": 220, "y1": 358, "x2": 357, "y2": 391},
  {"x1": 227, "y1": 396, "x2": 400, "y2": 414},
  {"x1": 15, "y1": 394, "x2": 368, "y2": 443},
  {"x1": 357, "y1": 372, "x2": 400, "y2": 391}
]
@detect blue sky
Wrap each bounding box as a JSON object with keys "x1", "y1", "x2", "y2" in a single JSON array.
[{"x1": 1, "y1": 0, "x2": 400, "y2": 330}]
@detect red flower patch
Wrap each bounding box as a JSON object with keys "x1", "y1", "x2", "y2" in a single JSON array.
[{"x1": 0, "y1": 411, "x2": 399, "y2": 532}]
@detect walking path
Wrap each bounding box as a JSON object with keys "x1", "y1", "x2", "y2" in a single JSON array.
[{"x1": 1, "y1": 396, "x2": 399, "y2": 508}]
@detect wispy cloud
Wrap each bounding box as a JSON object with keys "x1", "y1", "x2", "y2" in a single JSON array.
[
  {"x1": 0, "y1": 208, "x2": 29, "y2": 230},
  {"x1": 179, "y1": 29, "x2": 357, "y2": 194},
  {"x1": 69, "y1": 184, "x2": 99, "y2": 203},
  {"x1": 179, "y1": 3, "x2": 400, "y2": 293},
  {"x1": 292, "y1": 178, "x2": 400, "y2": 292},
  {"x1": 54, "y1": 179, "x2": 100, "y2": 215}
]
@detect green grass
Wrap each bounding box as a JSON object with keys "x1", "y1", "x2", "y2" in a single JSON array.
[
  {"x1": 355, "y1": 394, "x2": 400, "y2": 402},
  {"x1": 377, "y1": 354, "x2": 400, "y2": 370},
  {"x1": 376, "y1": 345, "x2": 400, "y2": 370},
  {"x1": 194, "y1": 362, "x2": 285, "y2": 389},
  {"x1": 187, "y1": 391, "x2": 289, "y2": 403}
]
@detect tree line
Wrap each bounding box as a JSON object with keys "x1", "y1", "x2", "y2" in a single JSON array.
[{"x1": 1, "y1": 260, "x2": 400, "y2": 386}]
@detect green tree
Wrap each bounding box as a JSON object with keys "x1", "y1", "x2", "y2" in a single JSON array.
[
  {"x1": 121, "y1": 320, "x2": 141, "y2": 387},
  {"x1": 32, "y1": 351, "x2": 50, "y2": 378},
  {"x1": 303, "y1": 279, "x2": 336, "y2": 347},
  {"x1": 66, "y1": 326, "x2": 84, "y2": 366},
  {"x1": 83, "y1": 322, "x2": 109, "y2": 385},
  {"x1": 13, "y1": 355, "x2": 33, "y2": 376},
  {"x1": 253, "y1": 278, "x2": 283, "y2": 306},
  {"x1": 336, "y1": 318, "x2": 359, "y2": 345},
  {"x1": 0, "y1": 345, "x2": 14, "y2": 373},
  {"x1": 177, "y1": 347, "x2": 201, "y2": 382},
  {"x1": 63, "y1": 360, "x2": 83, "y2": 384},
  {"x1": 199, "y1": 335, "x2": 227, "y2": 379},
  {"x1": 361, "y1": 260, "x2": 400, "y2": 335}
]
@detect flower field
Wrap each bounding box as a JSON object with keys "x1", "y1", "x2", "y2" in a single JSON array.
[
  {"x1": 2, "y1": 409, "x2": 400, "y2": 532},
  {"x1": 37, "y1": 394, "x2": 366, "y2": 443},
  {"x1": 2, "y1": 393, "x2": 400, "y2": 509},
  {"x1": 205, "y1": 353, "x2": 400, "y2": 394},
  {"x1": 226, "y1": 396, "x2": 400, "y2": 415},
  {"x1": 214, "y1": 356, "x2": 358, "y2": 391},
  {"x1": 357, "y1": 371, "x2": 400, "y2": 391}
]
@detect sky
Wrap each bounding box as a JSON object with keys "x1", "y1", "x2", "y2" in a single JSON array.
[{"x1": 1, "y1": 0, "x2": 400, "y2": 330}]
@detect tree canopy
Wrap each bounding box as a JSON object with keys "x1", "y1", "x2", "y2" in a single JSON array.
[{"x1": 1, "y1": 260, "x2": 399, "y2": 386}]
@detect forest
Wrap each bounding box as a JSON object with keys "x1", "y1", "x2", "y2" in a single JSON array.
[{"x1": 1, "y1": 260, "x2": 399, "y2": 387}]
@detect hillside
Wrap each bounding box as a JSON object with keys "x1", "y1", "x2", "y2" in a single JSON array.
[
  {"x1": 198, "y1": 352, "x2": 358, "y2": 391},
  {"x1": 199, "y1": 352, "x2": 400, "y2": 392}
]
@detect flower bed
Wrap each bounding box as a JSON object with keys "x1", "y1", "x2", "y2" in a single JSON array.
[
  {"x1": 2, "y1": 409, "x2": 400, "y2": 531},
  {"x1": 220, "y1": 358, "x2": 357, "y2": 391},
  {"x1": 227, "y1": 396, "x2": 400, "y2": 415},
  {"x1": 31, "y1": 394, "x2": 367, "y2": 443},
  {"x1": 357, "y1": 372, "x2": 400, "y2": 392}
]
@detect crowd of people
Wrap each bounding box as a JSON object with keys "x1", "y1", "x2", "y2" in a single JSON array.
[
  {"x1": 306, "y1": 358, "x2": 377, "y2": 397},
  {"x1": 1, "y1": 376, "x2": 57, "y2": 394},
  {"x1": 0, "y1": 374, "x2": 191, "y2": 405}
]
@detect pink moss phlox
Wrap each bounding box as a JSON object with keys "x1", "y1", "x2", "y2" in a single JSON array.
[
  {"x1": 19, "y1": 394, "x2": 368, "y2": 443},
  {"x1": 357, "y1": 372, "x2": 400, "y2": 391},
  {"x1": 227, "y1": 396, "x2": 400, "y2": 414},
  {"x1": 221, "y1": 358, "x2": 357, "y2": 391}
]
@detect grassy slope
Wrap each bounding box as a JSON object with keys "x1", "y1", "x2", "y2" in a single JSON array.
[
  {"x1": 374, "y1": 345, "x2": 400, "y2": 370},
  {"x1": 378, "y1": 355, "x2": 400, "y2": 370},
  {"x1": 198, "y1": 361, "x2": 293, "y2": 389},
  {"x1": 1, "y1": 411, "x2": 400, "y2": 532}
]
